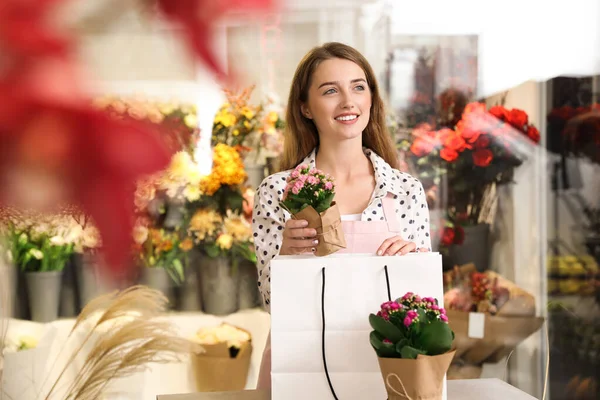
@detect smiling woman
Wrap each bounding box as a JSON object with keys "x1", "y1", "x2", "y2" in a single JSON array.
[{"x1": 252, "y1": 42, "x2": 433, "y2": 390}]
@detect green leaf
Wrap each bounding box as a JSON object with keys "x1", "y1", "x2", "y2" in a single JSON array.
[
  {"x1": 400, "y1": 345, "x2": 426, "y2": 359},
  {"x1": 205, "y1": 243, "x2": 221, "y2": 258},
  {"x1": 368, "y1": 314, "x2": 404, "y2": 342},
  {"x1": 418, "y1": 320, "x2": 454, "y2": 355},
  {"x1": 315, "y1": 191, "x2": 335, "y2": 213},
  {"x1": 369, "y1": 331, "x2": 397, "y2": 358}
]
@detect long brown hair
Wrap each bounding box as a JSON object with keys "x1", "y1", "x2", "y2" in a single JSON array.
[{"x1": 279, "y1": 42, "x2": 398, "y2": 171}]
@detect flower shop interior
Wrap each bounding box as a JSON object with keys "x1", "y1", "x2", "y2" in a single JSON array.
[{"x1": 1, "y1": 1, "x2": 599, "y2": 399}]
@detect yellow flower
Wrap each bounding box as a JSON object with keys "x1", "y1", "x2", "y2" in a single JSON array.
[
  {"x1": 267, "y1": 111, "x2": 279, "y2": 124},
  {"x1": 179, "y1": 237, "x2": 194, "y2": 251},
  {"x1": 184, "y1": 114, "x2": 198, "y2": 128},
  {"x1": 189, "y1": 209, "x2": 222, "y2": 241},
  {"x1": 241, "y1": 106, "x2": 255, "y2": 120},
  {"x1": 223, "y1": 213, "x2": 252, "y2": 241},
  {"x1": 159, "y1": 102, "x2": 176, "y2": 115},
  {"x1": 168, "y1": 151, "x2": 193, "y2": 180},
  {"x1": 216, "y1": 233, "x2": 233, "y2": 250},
  {"x1": 233, "y1": 129, "x2": 240, "y2": 136},
  {"x1": 183, "y1": 185, "x2": 202, "y2": 202}
]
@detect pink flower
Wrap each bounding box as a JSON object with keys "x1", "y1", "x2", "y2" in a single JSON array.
[
  {"x1": 324, "y1": 181, "x2": 333, "y2": 190},
  {"x1": 440, "y1": 314, "x2": 448, "y2": 322},
  {"x1": 292, "y1": 181, "x2": 304, "y2": 195},
  {"x1": 309, "y1": 168, "x2": 318, "y2": 174},
  {"x1": 407, "y1": 310, "x2": 418, "y2": 319},
  {"x1": 307, "y1": 176, "x2": 319, "y2": 185},
  {"x1": 439, "y1": 308, "x2": 446, "y2": 315},
  {"x1": 414, "y1": 295, "x2": 422, "y2": 303},
  {"x1": 383, "y1": 339, "x2": 393, "y2": 345},
  {"x1": 403, "y1": 316, "x2": 412, "y2": 327},
  {"x1": 291, "y1": 170, "x2": 300, "y2": 179},
  {"x1": 381, "y1": 311, "x2": 389, "y2": 320},
  {"x1": 390, "y1": 302, "x2": 400, "y2": 310},
  {"x1": 431, "y1": 304, "x2": 440, "y2": 311},
  {"x1": 402, "y1": 292, "x2": 414, "y2": 300}
]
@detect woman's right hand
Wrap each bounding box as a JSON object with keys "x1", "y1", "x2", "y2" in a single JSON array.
[{"x1": 279, "y1": 219, "x2": 318, "y2": 255}]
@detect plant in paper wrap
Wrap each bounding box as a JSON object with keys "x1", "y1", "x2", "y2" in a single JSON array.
[
  {"x1": 190, "y1": 323, "x2": 253, "y2": 392},
  {"x1": 280, "y1": 164, "x2": 346, "y2": 256},
  {"x1": 369, "y1": 292, "x2": 456, "y2": 400}
]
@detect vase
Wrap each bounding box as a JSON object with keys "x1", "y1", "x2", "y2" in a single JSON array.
[
  {"x1": 198, "y1": 256, "x2": 239, "y2": 316},
  {"x1": 238, "y1": 260, "x2": 260, "y2": 310},
  {"x1": 174, "y1": 254, "x2": 202, "y2": 311},
  {"x1": 26, "y1": 270, "x2": 63, "y2": 322},
  {"x1": 446, "y1": 223, "x2": 491, "y2": 271},
  {"x1": 141, "y1": 267, "x2": 175, "y2": 307},
  {"x1": 59, "y1": 257, "x2": 78, "y2": 317}
]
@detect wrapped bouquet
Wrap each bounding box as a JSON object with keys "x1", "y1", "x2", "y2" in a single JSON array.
[
  {"x1": 190, "y1": 323, "x2": 252, "y2": 392},
  {"x1": 280, "y1": 164, "x2": 346, "y2": 256},
  {"x1": 369, "y1": 292, "x2": 456, "y2": 400},
  {"x1": 443, "y1": 264, "x2": 544, "y2": 366}
]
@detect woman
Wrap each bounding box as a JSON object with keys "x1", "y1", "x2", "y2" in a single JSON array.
[{"x1": 252, "y1": 42, "x2": 432, "y2": 389}]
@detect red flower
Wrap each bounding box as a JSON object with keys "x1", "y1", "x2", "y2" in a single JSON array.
[
  {"x1": 489, "y1": 106, "x2": 509, "y2": 122},
  {"x1": 0, "y1": 79, "x2": 171, "y2": 274},
  {"x1": 456, "y1": 119, "x2": 481, "y2": 144},
  {"x1": 440, "y1": 147, "x2": 459, "y2": 162},
  {"x1": 526, "y1": 125, "x2": 540, "y2": 143},
  {"x1": 472, "y1": 148, "x2": 494, "y2": 167},
  {"x1": 474, "y1": 135, "x2": 491, "y2": 148},
  {"x1": 410, "y1": 138, "x2": 435, "y2": 157},
  {"x1": 441, "y1": 227, "x2": 455, "y2": 246},
  {"x1": 508, "y1": 109, "x2": 528, "y2": 129}
]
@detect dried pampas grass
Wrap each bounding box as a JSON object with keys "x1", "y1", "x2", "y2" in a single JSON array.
[{"x1": 42, "y1": 285, "x2": 202, "y2": 400}]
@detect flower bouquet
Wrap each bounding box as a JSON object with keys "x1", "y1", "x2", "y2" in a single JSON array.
[
  {"x1": 443, "y1": 264, "x2": 544, "y2": 366},
  {"x1": 280, "y1": 164, "x2": 346, "y2": 256},
  {"x1": 369, "y1": 292, "x2": 456, "y2": 400},
  {"x1": 190, "y1": 323, "x2": 252, "y2": 392}
]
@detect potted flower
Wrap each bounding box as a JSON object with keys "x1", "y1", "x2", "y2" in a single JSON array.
[
  {"x1": 187, "y1": 209, "x2": 256, "y2": 315},
  {"x1": 1, "y1": 208, "x2": 77, "y2": 322},
  {"x1": 280, "y1": 164, "x2": 346, "y2": 256},
  {"x1": 369, "y1": 292, "x2": 456, "y2": 400}
]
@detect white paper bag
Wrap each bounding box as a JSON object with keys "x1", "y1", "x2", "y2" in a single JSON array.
[{"x1": 270, "y1": 253, "x2": 448, "y2": 400}]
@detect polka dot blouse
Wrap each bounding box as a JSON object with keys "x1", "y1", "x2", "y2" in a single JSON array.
[{"x1": 251, "y1": 147, "x2": 432, "y2": 310}]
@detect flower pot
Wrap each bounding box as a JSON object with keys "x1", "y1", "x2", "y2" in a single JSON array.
[
  {"x1": 447, "y1": 223, "x2": 491, "y2": 271},
  {"x1": 377, "y1": 350, "x2": 456, "y2": 400},
  {"x1": 238, "y1": 260, "x2": 260, "y2": 310},
  {"x1": 26, "y1": 270, "x2": 63, "y2": 322},
  {"x1": 74, "y1": 252, "x2": 118, "y2": 309},
  {"x1": 198, "y1": 256, "x2": 239, "y2": 316},
  {"x1": 59, "y1": 257, "x2": 78, "y2": 317},
  {"x1": 141, "y1": 267, "x2": 174, "y2": 307},
  {"x1": 175, "y1": 261, "x2": 202, "y2": 312}
]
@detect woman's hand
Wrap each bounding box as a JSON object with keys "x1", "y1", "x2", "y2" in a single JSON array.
[
  {"x1": 279, "y1": 219, "x2": 318, "y2": 255},
  {"x1": 377, "y1": 236, "x2": 429, "y2": 256}
]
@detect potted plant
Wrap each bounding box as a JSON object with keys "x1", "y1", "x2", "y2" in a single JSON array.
[
  {"x1": 1, "y1": 209, "x2": 77, "y2": 322},
  {"x1": 369, "y1": 292, "x2": 456, "y2": 400}
]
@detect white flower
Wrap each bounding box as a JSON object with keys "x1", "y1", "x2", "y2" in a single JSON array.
[
  {"x1": 194, "y1": 323, "x2": 251, "y2": 348},
  {"x1": 50, "y1": 235, "x2": 66, "y2": 246},
  {"x1": 29, "y1": 248, "x2": 43, "y2": 260}
]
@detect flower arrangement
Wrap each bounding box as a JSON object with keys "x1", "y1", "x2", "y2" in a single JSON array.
[
  {"x1": 280, "y1": 164, "x2": 345, "y2": 256},
  {"x1": 212, "y1": 86, "x2": 263, "y2": 150},
  {"x1": 0, "y1": 207, "x2": 83, "y2": 272},
  {"x1": 187, "y1": 209, "x2": 255, "y2": 263},
  {"x1": 368, "y1": 292, "x2": 456, "y2": 400},
  {"x1": 132, "y1": 217, "x2": 194, "y2": 283},
  {"x1": 94, "y1": 95, "x2": 200, "y2": 155},
  {"x1": 369, "y1": 293, "x2": 454, "y2": 359}
]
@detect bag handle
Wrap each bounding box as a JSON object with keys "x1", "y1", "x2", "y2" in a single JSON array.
[{"x1": 320, "y1": 265, "x2": 393, "y2": 400}]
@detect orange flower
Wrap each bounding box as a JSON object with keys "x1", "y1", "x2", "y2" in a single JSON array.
[
  {"x1": 179, "y1": 237, "x2": 194, "y2": 251},
  {"x1": 438, "y1": 128, "x2": 467, "y2": 152},
  {"x1": 488, "y1": 105, "x2": 509, "y2": 122},
  {"x1": 440, "y1": 148, "x2": 459, "y2": 162}
]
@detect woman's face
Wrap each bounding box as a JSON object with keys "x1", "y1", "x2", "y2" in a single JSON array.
[{"x1": 301, "y1": 58, "x2": 372, "y2": 143}]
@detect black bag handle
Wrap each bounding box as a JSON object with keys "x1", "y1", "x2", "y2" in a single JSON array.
[{"x1": 321, "y1": 265, "x2": 392, "y2": 400}]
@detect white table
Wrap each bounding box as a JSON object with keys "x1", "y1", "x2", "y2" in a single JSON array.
[{"x1": 157, "y1": 378, "x2": 537, "y2": 400}]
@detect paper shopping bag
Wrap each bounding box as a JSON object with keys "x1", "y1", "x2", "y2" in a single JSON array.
[{"x1": 270, "y1": 253, "x2": 448, "y2": 400}]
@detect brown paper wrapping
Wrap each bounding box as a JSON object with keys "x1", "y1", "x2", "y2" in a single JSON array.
[
  {"x1": 191, "y1": 329, "x2": 253, "y2": 392},
  {"x1": 294, "y1": 202, "x2": 346, "y2": 256},
  {"x1": 444, "y1": 264, "x2": 545, "y2": 365},
  {"x1": 377, "y1": 350, "x2": 456, "y2": 400}
]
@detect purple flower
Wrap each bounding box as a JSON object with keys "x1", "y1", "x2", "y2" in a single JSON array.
[
  {"x1": 403, "y1": 316, "x2": 412, "y2": 327},
  {"x1": 440, "y1": 314, "x2": 448, "y2": 322}
]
